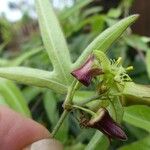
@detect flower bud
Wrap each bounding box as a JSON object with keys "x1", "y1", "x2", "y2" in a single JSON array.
[
  {"x1": 71, "y1": 55, "x2": 103, "y2": 86},
  {"x1": 87, "y1": 108, "x2": 127, "y2": 141}
]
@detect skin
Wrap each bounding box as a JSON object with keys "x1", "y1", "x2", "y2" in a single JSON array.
[{"x1": 0, "y1": 106, "x2": 52, "y2": 150}]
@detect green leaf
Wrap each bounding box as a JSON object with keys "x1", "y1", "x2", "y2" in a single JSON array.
[
  {"x1": 55, "y1": 115, "x2": 69, "y2": 143},
  {"x1": 125, "y1": 124, "x2": 148, "y2": 140},
  {"x1": 12, "y1": 47, "x2": 43, "y2": 66},
  {"x1": 0, "y1": 67, "x2": 67, "y2": 94},
  {"x1": 35, "y1": 0, "x2": 72, "y2": 84},
  {"x1": 107, "y1": 8, "x2": 122, "y2": 18},
  {"x1": 74, "y1": 15, "x2": 139, "y2": 68},
  {"x1": 60, "y1": 0, "x2": 92, "y2": 20},
  {"x1": 141, "y1": 36, "x2": 150, "y2": 43},
  {"x1": 85, "y1": 131, "x2": 109, "y2": 150},
  {"x1": 23, "y1": 87, "x2": 43, "y2": 104},
  {"x1": 73, "y1": 91, "x2": 95, "y2": 105},
  {"x1": 0, "y1": 43, "x2": 7, "y2": 54},
  {"x1": 123, "y1": 82, "x2": 150, "y2": 106},
  {"x1": 146, "y1": 50, "x2": 150, "y2": 78},
  {"x1": 65, "y1": 143, "x2": 85, "y2": 150},
  {"x1": 0, "y1": 78, "x2": 31, "y2": 117},
  {"x1": 73, "y1": 91, "x2": 109, "y2": 111},
  {"x1": 119, "y1": 136, "x2": 150, "y2": 150},
  {"x1": 124, "y1": 34, "x2": 149, "y2": 51},
  {"x1": 0, "y1": 47, "x2": 43, "y2": 67},
  {"x1": 43, "y1": 91, "x2": 59, "y2": 128},
  {"x1": 94, "y1": 51, "x2": 111, "y2": 72},
  {"x1": 110, "y1": 96, "x2": 124, "y2": 123},
  {"x1": 0, "y1": 59, "x2": 9, "y2": 67},
  {"x1": 123, "y1": 105, "x2": 150, "y2": 132},
  {"x1": 82, "y1": 7, "x2": 103, "y2": 18},
  {"x1": 122, "y1": 0, "x2": 136, "y2": 10},
  {"x1": 0, "y1": 94, "x2": 8, "y2": 106}
]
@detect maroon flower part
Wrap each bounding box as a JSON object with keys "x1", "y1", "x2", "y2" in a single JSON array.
[
  {"x1": 87, "y1": 108, "x2": 127, "y2": 141},
  {"x1": 71, "y1": 55, "x2": 103, "y2": 86}
]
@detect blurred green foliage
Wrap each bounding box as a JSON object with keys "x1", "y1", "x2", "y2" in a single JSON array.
[{"x1": 0, "y1": 0, "x2": 150, "y2": 149}]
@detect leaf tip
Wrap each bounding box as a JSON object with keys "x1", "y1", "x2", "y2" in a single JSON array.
[{"x1": 129, "y1": 14, "x2": 140, "y2": 21}]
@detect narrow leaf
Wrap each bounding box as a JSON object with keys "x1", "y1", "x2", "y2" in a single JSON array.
[
  {"x1": 55, "y1": 116, "x2": 69, "y2": 143},
  {"x1": 12, "y1": 47, "x2": 43, "y2": 66},
  {"x1": 0, "y1": 47, "x2": 43, "y2": 67},
  {"x1": 43, "y1": 91, "x2": 59, "y2": 127},
  {"x1": 23, "y1": 87, "x2": 43, "y2": 104},
  {"x1": 74, "y1": 15, "x2": 139, "y2": 68},
  {"x1": 0, "y1": 94, "x2": 8, "y2": 106},
  {"x1": 0, "y1": 67, "x2": 67, "y2": 94},
  {"x1": 123, "y1": 105, "x2": 150, "y2": 132},
  {"x1": 60, "y1": 0, "x2": 92, "y2": 20},
  {"x1": 119, "y1": 136, "x2": 150, "y2": 150},
  {"x1": 110, "y1": 96, "x2": 124, "y2": 123},
  {"x1": 35, "y1": 0, "x2": 72, "y2": 84},
  {"x1": 146, "y1": 50, "x2": 150, "y2": 78},
  {"x1": 124, "y1": 34, "x2": 149, "y2": 51},
  {"x1": 0, "y1": 78, "x2": 31, "y2": 117},
  {"x1": 85, "y1": 131, "x2": 109, "y2": 150},
  {"x1": 123, "y1": 82, "x2": 150, "y2": 106}
]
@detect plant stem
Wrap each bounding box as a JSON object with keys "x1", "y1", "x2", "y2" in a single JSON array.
[
  {"x1": 51, "y1": 110, "x2": 69, "y2": 137},
  {"x1": 64, "y1": 79, "x2": 79, "y2": 108},
  {"x1": 72, "y1": 105, "x2": 97, "y2": 116},
  {"x1": 108, "y1": 96, "x2": 117, "y2": 121},
  {"x1": 79, "y1": 95, "x2": 101, "y2": 106},
  {"x1": 77, "y1": 94, "x2": 109, "y2": 106},
  {"x1": 52, "y1": 79, "x2": 79, "y2": 137}
]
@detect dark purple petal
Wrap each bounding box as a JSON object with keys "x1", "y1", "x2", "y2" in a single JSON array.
[
  {"x1": 87, "y1": 108, "x2": 127, "y2": 141},
  {"x1": 71, "y1": 55, "x2": 103, "y2": 86}
]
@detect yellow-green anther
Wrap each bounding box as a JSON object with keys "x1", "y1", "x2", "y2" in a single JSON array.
[
  {"x1": 126, "y1": 66, "x2": 134, "y2": 71},
  {"x1": 116, "y1": 57, "x2": 122, "y2": 65}
]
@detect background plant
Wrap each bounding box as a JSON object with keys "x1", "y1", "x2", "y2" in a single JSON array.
[{"x1": 0, "y1": 0, "x2": 150, "y2": 149}]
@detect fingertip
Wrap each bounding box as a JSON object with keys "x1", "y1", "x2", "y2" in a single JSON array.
[
  {"x1": 23, "y1": 139, "x2": 63, "y2": 150},
  {"x1": 0, "y1": 106, "x2": 51, "y2": 150}
]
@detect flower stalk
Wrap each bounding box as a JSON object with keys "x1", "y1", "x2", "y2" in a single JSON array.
[
  {"x1": 72, "y1": 105, "x2": 97, "y2": 117},
  {"x1": 51, "y1": 110, "x2": 69, "y2": 137},
  {"x1": 52, "y1": 79, "x2": 79, "y2": 137}
]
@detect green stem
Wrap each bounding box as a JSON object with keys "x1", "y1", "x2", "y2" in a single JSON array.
[
  {"x1": 64, "y1": 79, "x2": 79, "y2": 107},
  {"x1": 51, "y1": 110, "x2": 68, "y2": 137},
  {"x1": 76, "y1": 92, "x2": 111, "y2": 106},
  {"x1": 78, "y1": 95, "x2": 101, "y2": 106},
  {"x1": 52, "y1": 79, "x2": 79, "y2": 137},
  {"x1": 72, "y1": 105, "x2": 97, "y2": 117},
  {"x1": 108, "y1": 96, "x2": 117, "y2": 121}
]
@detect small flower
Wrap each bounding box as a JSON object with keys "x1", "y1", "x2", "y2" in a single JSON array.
[
  {"x1": 87, "y1": 108, "x2": 127, "y2": 141},
  {"x1": 71, "y1": 55, "x2": 103, "y2": 86}
]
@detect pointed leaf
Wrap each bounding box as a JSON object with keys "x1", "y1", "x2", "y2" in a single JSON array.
[
  {"x1": 0, "y1": 78, "x2": 31, "y2": 117},
  {"x1": 123, "y1": 105, "x2": 150, "y2": 132},
  {"x1": 0, "y1": 47, "x2": 43, "y2": 67},
  {"x1": 0, "y1": 67, "x2": 67, "y2": 94},
  {"x1": 74, "y1": 15, "x2": 139, "y2": 68},
  {"x1": 60, "y1": 0, "x2": 92, "y2": 20},
  {"x1": 23, "y1": 87, "x2": 43, "y2": 104},
  {"x1": 123, "y1": 82, "x2": 150, "y2": 106},
  {"x1": 110, "y1": 96, "x2": 124, "y2": 123},
  {"x1": 12, "y1": 47, "x2": 43, "y2": 66},
  {"x1": 85, "y1": 131, "x2": 109, "y2": 150},
  {"x1": 35, "y1": 0, "x2": 72, "y2": 84},
  {"x1": 43, "y1": 91, "x2": 59, "y2": 127},
  {"x1": 124, "y1": 34, "x2": 149, "y2": 51},
  {"x1": 55, "y1": 115, "x2": 69, "y2": 143},
  {"x1": 119, "y1": 136, "x2": 150, "y2": 150}
]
